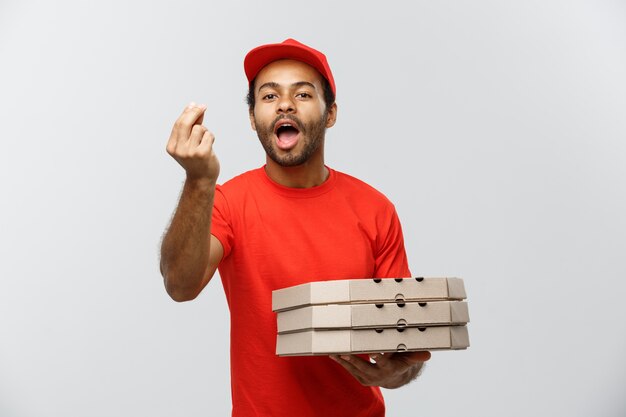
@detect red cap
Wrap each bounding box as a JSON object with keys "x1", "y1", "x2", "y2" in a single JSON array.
[{"x1": 244, "y1": 38, "x2": 336, "y2": 96}]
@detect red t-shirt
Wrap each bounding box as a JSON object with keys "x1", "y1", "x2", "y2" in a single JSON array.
[{"x1": 211, "y1": 166, "x2": 411, "y2": 417}]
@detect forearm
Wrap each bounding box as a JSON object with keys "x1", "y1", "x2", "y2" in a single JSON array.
[{"x1": 160, "y1": 177, "x2": 216, "y2": 301}]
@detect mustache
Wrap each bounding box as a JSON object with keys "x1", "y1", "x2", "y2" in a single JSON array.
[{"x1": 272, "y1": 115, "x2": 305, "y2": 132}]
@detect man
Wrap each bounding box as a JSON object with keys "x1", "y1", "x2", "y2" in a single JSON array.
[{"x1": 160, "y1": 39, "x2": 430, "y2": 417}]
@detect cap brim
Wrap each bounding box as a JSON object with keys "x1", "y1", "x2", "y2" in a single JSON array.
[{"x1": 244, "y1": 41, "x2": 336, "y2": 96}]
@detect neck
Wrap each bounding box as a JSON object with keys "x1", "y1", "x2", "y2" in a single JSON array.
[{"x1": 264, "y1": 153, "x2": 328, "y2": 188}]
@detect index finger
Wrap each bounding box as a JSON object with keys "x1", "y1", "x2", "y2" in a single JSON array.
[
  {"x1": 174, "y1": 102, "x2": 207, "y2": 138},
  {"x1": 383, "y1": 351, "x2": 431, "y2": 367},
  {"x1": 403, "y1": 351, "x2": 431, "y2": 363}
]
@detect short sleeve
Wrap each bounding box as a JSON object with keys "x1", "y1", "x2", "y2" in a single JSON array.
[
  {"x1": 211, "y1": 185, "x2": 234, "y2": 260},
  {"x1": 374, "y1": 204, "x2": 411, "y2": 278}
]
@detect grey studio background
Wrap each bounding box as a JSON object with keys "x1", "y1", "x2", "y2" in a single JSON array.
[{"x1": 1, "y1": 1, "x2": 625, "y2": 416}]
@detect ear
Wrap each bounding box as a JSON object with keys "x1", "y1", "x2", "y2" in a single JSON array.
[
  {"x1": 249, "y1": 109, "x2": 257, "y2": 131},
  {"x1": 325, "y1": 102, "x2": 338, "y2": 128}
]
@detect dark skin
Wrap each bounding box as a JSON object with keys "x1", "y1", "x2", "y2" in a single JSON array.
[
  {"x1": 331, "y1": 351, "x2": 431, "y2": 389},
  {"x1": 161, "y1": 59, "x2": 430, "y2": 387},
  {"x1": 249, "y1": 61, "x2": 431, "y2": 387}
]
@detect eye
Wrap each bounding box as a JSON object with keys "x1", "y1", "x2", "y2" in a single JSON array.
[
  {"x1": 296, "y1": 92, "x2": 312, "y2": 99},
  {"x1": 262, "y1": 93, "x2": 277, "y2": 100}
]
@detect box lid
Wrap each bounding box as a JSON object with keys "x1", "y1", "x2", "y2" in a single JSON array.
[
  {"x1": 276, "y1": 325, "x2": 470, "y2": 356},
  {"x1": 272, "y1": 277, "x2": 466, "y2": 312},
  {"x1": 277, "y1": 301, "x2": 470, "y2": 333}
]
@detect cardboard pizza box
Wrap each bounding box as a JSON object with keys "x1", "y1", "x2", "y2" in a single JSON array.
[
  {"x1": 276, "y1": 325, "x2": 469, "y2": 356},
  {"x1": 272, "y1": 277, "x2": 466, "y2": 312},
  {"x1": 277, "y1": 301, "x2": 469, "y2": 334}
]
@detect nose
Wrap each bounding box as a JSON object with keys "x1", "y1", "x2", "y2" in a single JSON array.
[{"x1": 276, "y1": 95, "x2": 295, "y2": 114}]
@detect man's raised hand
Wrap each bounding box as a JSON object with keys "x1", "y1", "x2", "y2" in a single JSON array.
[{"x1": 166, "y1": 103, "x2": 220, "y2": 183}]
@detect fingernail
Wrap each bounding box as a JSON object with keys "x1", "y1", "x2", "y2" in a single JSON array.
[
  {"x1": 340, "y1": 355, "x2": 350, "y2": 361},
  {"x1": 189, "y1": 101, "x2": 197, "y2": 107}
]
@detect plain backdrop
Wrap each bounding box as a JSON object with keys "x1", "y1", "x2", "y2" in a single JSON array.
[{"x1": 1, "y1": 1, "x2": 625, "y2": 416}]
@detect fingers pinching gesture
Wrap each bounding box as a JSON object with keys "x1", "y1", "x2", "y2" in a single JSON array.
[{"x1": 166, "y1": 103, "x2": 220, "y2": 182}]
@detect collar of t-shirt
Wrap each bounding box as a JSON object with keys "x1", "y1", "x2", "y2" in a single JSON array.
[{"x1": 257, "y1": 165, "x2": 336, "y2": 198}]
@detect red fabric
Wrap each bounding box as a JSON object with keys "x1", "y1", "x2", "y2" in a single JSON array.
[
  {"x1": 211, "y1": 167, "x2": 411, "y2": 417},
  {"x1": 244, "y1": 38, "x2": 336, "y2": 96}
]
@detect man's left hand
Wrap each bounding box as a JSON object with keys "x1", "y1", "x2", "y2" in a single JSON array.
[{"x1": 330, "y1": 351, "x2": 431, "y2": 389}]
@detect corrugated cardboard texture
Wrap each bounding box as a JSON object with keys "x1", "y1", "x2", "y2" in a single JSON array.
[
  {"x1": 272, "y1": 280, "x2": 350, "y2": 312},
  {"x1": 277, "y1": 301, "x2": 470, "y2": 333},
  {"x1": 276, "y1": 326, "x2": 470, "y2": 356},
  {"x1": 272, "y1": 277, "x2": 466, "y2": 312}
]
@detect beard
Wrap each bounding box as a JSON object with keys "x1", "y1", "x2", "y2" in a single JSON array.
[{"x1": 254, "y1": 112, "x2": 328, "y2": 167}]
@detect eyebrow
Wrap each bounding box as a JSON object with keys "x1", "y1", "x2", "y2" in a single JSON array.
[{"x1": 257, "y1": 81, "x2": 317, "y2": 92}]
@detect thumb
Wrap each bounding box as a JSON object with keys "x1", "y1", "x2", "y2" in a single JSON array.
[{"x1": 403, "y1": 351, "x2": 431, "y2": 364}]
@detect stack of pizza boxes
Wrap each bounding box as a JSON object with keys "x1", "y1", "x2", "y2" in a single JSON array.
[{"x1": 272, "y1": 277, "x2": 469, "y2": 356}]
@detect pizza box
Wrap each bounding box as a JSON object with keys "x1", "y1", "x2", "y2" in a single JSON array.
[
  {"x1": 276, "y1": 325, "x2": 469, "y2": 356},
  {"x1": 277, "y1": 301, "x2": 469, "y2": 334},
  {"x1": 272, "y1": 277, "x2": 466, "y2": 312}
]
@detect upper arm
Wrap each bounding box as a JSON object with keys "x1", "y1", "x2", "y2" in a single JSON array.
[{"x1": 198, "y1": 234, "x2": 224, "y2": 290}]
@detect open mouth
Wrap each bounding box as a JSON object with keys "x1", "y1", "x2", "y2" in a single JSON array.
[{"x1": 274, "y1": 120, "x2": 301, "y2": 150}]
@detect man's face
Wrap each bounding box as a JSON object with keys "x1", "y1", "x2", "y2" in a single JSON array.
[{"x1": 249, "y1": 59, "x2": 337, "y2": 167}]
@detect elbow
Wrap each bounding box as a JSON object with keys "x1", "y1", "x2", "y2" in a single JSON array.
[
  {"x1": 161, "y1": 268, "x2": 201, "y2": 302},
  {"x1": 166, "y1": 285, "x2": 200, "y2": 302}
]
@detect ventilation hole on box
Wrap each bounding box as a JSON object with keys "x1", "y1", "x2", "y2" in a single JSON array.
[
  {"x1": 397, "y1": 344, "x2": 408, "y2": 352},
  {"x1": 396, "y1": 327, "x2": 406, "y2": 333},
  {"x1": 395, "y1": 294, "x2": 405, "y2": 307},
  {"x1": 375, "y1": 328, "x2": 384, "y2": 333},
  {"x1": 397, "y1": 319, "x2": 407, "y2": 328},
  {"x1": 418, "y1": 302, "x2": 427, "y2": 307},
  {"x1": 418, "y1": 327, "x2": 426, "y2": 332},
  {"x1": 373, "y1": 278, "x2": 382, "y2": 283},
  {"x1": 394, "y1": 278, "x2": 403, "y2": 282},
  {"x1": 415, "y1": 277, "x2": 424, "y2": 282},
  {"x1": 375, "y1": 303, "x2": 384, "y2": 309}
]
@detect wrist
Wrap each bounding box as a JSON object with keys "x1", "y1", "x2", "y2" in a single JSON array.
[{"x1": 185, "y1": 175, "x2": 217, "y2": 190}]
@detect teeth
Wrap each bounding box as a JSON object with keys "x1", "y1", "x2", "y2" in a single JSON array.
[{"x1": 276, "y1": 123, "x2": 294, "y2": 133}]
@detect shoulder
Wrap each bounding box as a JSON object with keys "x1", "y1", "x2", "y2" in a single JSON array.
[
  {"x1": 217, "y1": 168, "x2": 262, "y2": 195},
  {"x1": 332, "y1": 169, "x2": 395, "y2": 208},
  {"x1": 220, "y1": 167, "x2": 261, "y2": 188},
  {"x1": 213, "y1": 168, "x2": 263, "y2": 217}
]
